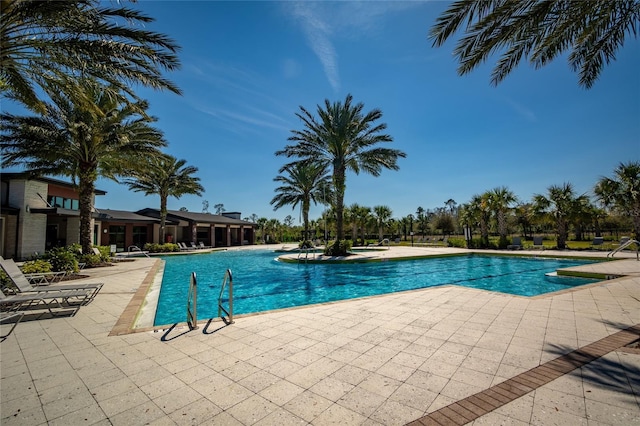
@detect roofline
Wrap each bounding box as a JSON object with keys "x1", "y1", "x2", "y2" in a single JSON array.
[{"x1": 1, "y1": 173, "x2": 107, "y2": 195}]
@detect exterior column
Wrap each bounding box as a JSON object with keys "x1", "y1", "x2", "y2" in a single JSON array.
[{"x1": 226, "y1": 225, "x2": 231, "y2": 247}]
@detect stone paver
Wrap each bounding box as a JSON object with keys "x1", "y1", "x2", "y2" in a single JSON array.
[{"x1": 1, "y1": 245, "x2": 639, "y2": 425}]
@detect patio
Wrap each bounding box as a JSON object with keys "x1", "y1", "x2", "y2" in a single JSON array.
[{"x1": 1, "y1": 247, "x2": 639, "y2": 425}]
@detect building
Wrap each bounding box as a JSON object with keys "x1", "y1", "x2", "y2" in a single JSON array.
[
  {"x1": 135, "y1": 209, "x2": 255, "y2": 248},
  {"x1": 0, "y1": 174, "x2": 256, "y2": 259},
  {"x1": 1, "y1": 173, "x2": 106, "y2": 259}
]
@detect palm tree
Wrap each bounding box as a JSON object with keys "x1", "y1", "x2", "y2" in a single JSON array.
[
  {"x1": 488, "y1": 186, "x2": 517, "y2": 248},
  {"x1": 468, "y1": 193, "x2": 491, "y2": 248},
  {"x1": 271, "y1": 162, "x2": 331, "y2": 241},
  {"x1": 345, "y1": 203, "x2": 362, "y2": 244},
  {"x1": 256, "y1": 217, "x2": 268, "y2": 243},
  {"x1": 533, "y1": 183, "x2": 589, "y2": 249},
  {"x1": 373, "y1": 205, "x2": 393, "y2": 240},
  {"x1": 123, "y1": 154, "x2": 204, "y2": 243},
  {"x1": 1, "y1": 0, "x2": 181, "y2": 113},
  {"x1": 1, "y1": 79, "x2": 165, "y2": 254},
  {"x1": 594, "y1": 161, "x2": 640, "y2": 240},
  {"x1": 276, "y1": 94, "x2": 406, "y2": 255},
  {"x1": 429, "y1": 0, "x2": 640, "y2": 89},
  {"x1": 357, "y1": 206, "x2": 372, "y2": 244}
]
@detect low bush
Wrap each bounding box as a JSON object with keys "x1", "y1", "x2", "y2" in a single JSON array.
[
  {"x1": 45, "y1": 246, "x2": 78, "y2": 273},
  {"x1": 324, "y1": 240, "x2": 352, "y2": 256},
  {"x1": 20, "y1": 259, "x2": 52, "y2": 274},
  {"x1": 79, "y1": 253, "x2": 103, "y2": 268},
  {"x1": 144, "y1": 243, "x2": 179, "y2": 253},
  {"x1": 299, "y1": 240, "x2": 314, "y2": 249}
]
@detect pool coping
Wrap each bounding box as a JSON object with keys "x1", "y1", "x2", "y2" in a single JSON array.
[{"x1": 109, "y1": 251, "x2": 636, "y2": 335}]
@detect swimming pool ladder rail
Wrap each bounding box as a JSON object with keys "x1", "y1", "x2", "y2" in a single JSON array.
[
  {"x1": 218, "y1": 269, "x2": 234, "y2": 324},
  {"x1": 187, "y1": 272, "x2": 198, "y2": 330},
  {"x1": 607, "y1": 239, "x2": 639, "y2": 260}
]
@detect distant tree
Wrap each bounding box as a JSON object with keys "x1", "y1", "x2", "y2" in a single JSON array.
[
  {"x1": 179, "y1": 207, "x2": 188, "y2": 212},
  {"x1": 533, "y1": 183, "x2": 589, "y2": 249},
  {"x1": 373, "y1": 205, "x2": 393, "y2": 240},
  {"x1": 271, "y1": 162, "x2": 331, "y2": 241},
  {"x1": 256, "y1": 217, "x2": 268, "y2": 243},
  {"x1": 357, "y1": 206, "x2": 372, "y2": 244},
  {"x1": 468, "y1": 193, "x2": 491, "y2": 247},
  {"x1": 284, "y1": 215, "x2": 294, "y2": 228},
  {"x1": 488, "y1": 186, "x2": 517, "y2": 248},
  {"x1": 594, "y1": 161, "x2": 640, "y2": 240},
  {"x1": 202, "y1": 200, "x2": 209, "y2": 213},
  {"x1": 429, "y1": 0, "x2": 640, "y2": 89},
  {"x1": 1, "y1": 78, "x2": 165, "y2": 254},
  {"x1": 277, "y1": 94, "x2": 405, "y2": 255},
  {"x1": 123, "y1": 154, "x2": 204, "y2": 243},
  {"x1": 515, "y1": 202, "x2": 535, "y2": 239},
  {"x1": 214, "y1": 204, "x2": 225, "y2": 215},
  {"x1": 1, "y1": 0, "x2": 181, "y2": 113}
]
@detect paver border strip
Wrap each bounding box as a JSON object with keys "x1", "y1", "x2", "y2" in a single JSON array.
[{"x1": 406, "y1": 324, "x2": 640, "y2": 426}]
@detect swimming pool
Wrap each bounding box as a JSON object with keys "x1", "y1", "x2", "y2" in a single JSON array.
[{"x1": 153, "y1": 250, "x2": 599, "y2": 326}]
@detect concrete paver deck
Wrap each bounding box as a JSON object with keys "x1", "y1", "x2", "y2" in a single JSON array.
[{"x1": 1, "y1": 245, "x2": 639, "y2": 425}]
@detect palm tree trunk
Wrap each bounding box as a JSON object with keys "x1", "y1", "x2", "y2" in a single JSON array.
[
  {"x1": 160, "y1": 194, "x2": 168, "y2": 243},
  {"x1": 78, "y1": 163, "x2": 98, "y2": 254},
  {"x1": 334, "y1": 170, "x2": 346, "y2": 241}
]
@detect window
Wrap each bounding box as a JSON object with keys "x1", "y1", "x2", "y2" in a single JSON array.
[
  {"x1": 47, "y1": 195, "x2": 79, "y2": 210},
  {"x1": 133, "y1": 226, "x2": 147, "y2": 247}
]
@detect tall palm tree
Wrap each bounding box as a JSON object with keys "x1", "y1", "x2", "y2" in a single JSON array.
[
  {"x1": 123, "y1": 154, "x2": 204, "y2": 243},
  {"x1": 594, "y1": 161, "x2": 640, "y2": 240},
  {"x1": 468, "y1": 193, "x2": 491, "y2": 248},
  {"x1": 271, "y1": 162, "x2": 331, "y2": 241},
  {"x1": 1, "y1": 0, "x2": 181, "y2": 113},
  {"x1": 488, "y1": 186, "x2": 517, "y2": 248},
  {"x1": 345, "y1": 203, "x2": 362, "y2": 244},
  {"x1": 276, "y1": 94, "x2": 406, "y2": 255},
  {"x1": 1, "y1": 78, "x2": 165, "y2": 254},
  {"x1": 533, "y1": 183, "x2": 589, "y2": 249},
  {"x1": 429, "y1": 0, "x2": 640, "y2": 88},
  {"x1": 373, "y1": 205, "x2": 393, "y2": 240}
]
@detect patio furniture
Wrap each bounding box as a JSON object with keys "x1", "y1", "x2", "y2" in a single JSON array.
[
  {"x1": 533, "y1": 236, "x2": 544, "y2": 250},
  {"x1": 0, "y1": 288, "x2": 89, "y2": 317},
  {"x1": 507, "y1": 237, "x2": 523, "y2": 250},
  {"x1": 0, "y1": 257, "x2": 102, "y2": 304},
  {"x1": 591, "y1": 237, "x2": 605, "y2": 249}
]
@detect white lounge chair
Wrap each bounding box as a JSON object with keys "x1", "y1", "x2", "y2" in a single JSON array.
[
  {"x1": 0, "y1": 288, "x2": 88, "y2": 317},
  {"x1": 0, "y1": 257, "x2": 102, "y2": 304}
]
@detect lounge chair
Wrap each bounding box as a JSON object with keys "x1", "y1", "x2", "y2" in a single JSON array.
[
  {"x1": 533, "y1": 236, "x2": 544, "y2": 250},
  {"x1": 0, "y1": 257, "x2": 102, "y2": 305},
  {"x1": 507, "y1": 237, "x2": 523, "y2": 250},
  {"x1": 0, "y1": 288, "x2": 88, "y2": 317},
  {"x1": 1, "y1": 311, "x2": 25, "y2": 340},
  {"x1": 590, "y1": 237, "x2": 605, "y2": 249},
  {"x1": 368, "y1": 238, "x2": 389, "y2": 248}
]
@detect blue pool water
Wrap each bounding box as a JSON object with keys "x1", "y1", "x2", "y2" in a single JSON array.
[{"x1": 153, "y1": 250, "x2": 599, "y2": 326}]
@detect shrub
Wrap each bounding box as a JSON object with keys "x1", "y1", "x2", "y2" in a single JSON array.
[
  {"x1": 45, "y1": 246, "x2": 78, "y2": 273},
  {"x1": 324, "y1": 240, "x2": 352, "y2": 256},
  {"x1": 20, "y1": 259, "x2": 52, "y2": 274},
  {"x1": 448, "y1": 237, "x2": 467, "y2": 248},
  {"x1": 93, "y1": 246, "x2": 111, "y2": 260},
  {"x1": 299, "y1": 240, "x2": 314, "y2": 249},
  {"x1": 144, "y1": 243, "x2": 179, "y2": 253},
  {"x1": 79, "y1": 253, "x2": 103, "y2": 268}
]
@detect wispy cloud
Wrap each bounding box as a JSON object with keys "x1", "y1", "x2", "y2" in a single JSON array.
[
  {"x1": 502, "y1": 97, "x2": 537, "y2": 122},
  {"x1": 289, "y1": 2, "x2": 340, "y2": 92},
  {"x1": 284, "y1": 2, "x2": 424, "y2": 92}
]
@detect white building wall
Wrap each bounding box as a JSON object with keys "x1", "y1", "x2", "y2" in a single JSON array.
[{"x1": 8, "y1": 179, "x2": 48, "y2": 259}]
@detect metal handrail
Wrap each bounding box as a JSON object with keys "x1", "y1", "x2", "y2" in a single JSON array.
[
  {"x1": 607, "y1": 239, "x2": 639, "y2": 260},
  {"x1": 128, "y1": 245, "x2": 150, "y2": 258},
  {"x1": 187, "y1": 272, "x2": 198, "y2": 330},
  {"x1": 218, "y1": 269, "x2": 234, "y2": 324}
]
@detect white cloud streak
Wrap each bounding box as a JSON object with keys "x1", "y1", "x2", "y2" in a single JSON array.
[{"x1": 290, "y1": 2, "x2": 340, "y2": 92}]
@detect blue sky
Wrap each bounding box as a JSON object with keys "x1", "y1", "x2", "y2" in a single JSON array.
[{"x1": 6, "y1": 1, "x2": 640, "y2": 222}]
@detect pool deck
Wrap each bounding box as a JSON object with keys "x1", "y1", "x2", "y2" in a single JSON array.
[{"x1": 1, "y1": 245, "x2": 639, "y2": 425}]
